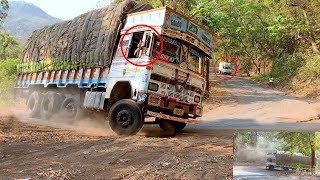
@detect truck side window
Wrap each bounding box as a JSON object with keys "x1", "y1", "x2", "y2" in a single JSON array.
[
  {"x1": 187, "y1": 46, "x2": 202, "y2": 74},
  {"x1": 128, "y1": 32, "x2": 144, "y2": 58},
  {"x1": 141, "y1": 32, "x2": 152, "y2": 57}
]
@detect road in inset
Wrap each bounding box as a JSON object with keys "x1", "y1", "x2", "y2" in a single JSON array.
[
  {"x1": 194, "y1": 74, "x2": 320, "y2": 131},
  {"x1": 234, "y1": 166, "x2": 318, "y2": 180}
]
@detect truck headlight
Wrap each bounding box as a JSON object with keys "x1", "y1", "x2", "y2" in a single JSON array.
[
  {"x1": 194, "y1": 95, "x2": 200, "y2": 103},
  {"x1": 148, "y1": 82, "x2": 159, "y2": 91}
]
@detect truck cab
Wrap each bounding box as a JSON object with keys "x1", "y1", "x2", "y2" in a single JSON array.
[{"x1": 103, "y1": 7, "x2": 216, "y2": 135}]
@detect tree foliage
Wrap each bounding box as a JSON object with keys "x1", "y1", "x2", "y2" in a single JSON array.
[
  {"x1": 0, "y1": 58, "x2": 19, "y2": 106},
  {"x1": 113, "y1": 0, "x2": 319, "y2": 81},
  {"x1": 276, "y1": 132, "x2": 320, "y2": 168},
  {"x1": 0, "y1": 31, "x2": 19, "y2": 59}
]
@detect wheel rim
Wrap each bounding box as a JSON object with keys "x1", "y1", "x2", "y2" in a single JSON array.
[{"x1": 117, "y1": 110, "x2": 133, "y2": 128}]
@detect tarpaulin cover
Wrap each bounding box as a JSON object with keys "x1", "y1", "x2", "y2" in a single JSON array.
[{"x1": 21, "y1": 0, "x2": 153, "y2": 67}]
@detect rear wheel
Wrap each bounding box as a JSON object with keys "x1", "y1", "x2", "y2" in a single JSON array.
[
  {"x1": 157, "y1": 118, "x2": 187, "y2": 136},
  {"x1": 60, "y1": 96, "x2": 83, "y2": 123},
  {"x1": 40, "y1": 92, "x2": 61, "y2": 119},
  {"x1": 26, "y1": 91, "x2": 43, "y2": 118},
  {"x1": 108, "y1": 99, "x2": 143, "y2": 135},
  {"x1": 268, "y1": 165, "x2": 274, "y2": 170}
]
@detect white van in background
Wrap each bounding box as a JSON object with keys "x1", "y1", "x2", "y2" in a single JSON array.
[{"x1": 218, "y1": 61, "x2": 235, "y2": 75}]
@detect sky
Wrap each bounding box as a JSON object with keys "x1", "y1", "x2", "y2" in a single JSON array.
[{"x1": 13, "y1": 0, "x2": 113, "y2": 20}]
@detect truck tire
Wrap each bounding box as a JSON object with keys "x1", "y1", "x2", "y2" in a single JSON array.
[
  {"x1": 283, "y1": 167, "x2": 289, "y2": 171},
  {"x1": 60, "y1": 96, "x2": 83, "y2": 123},
  {"x1": 268, "y1": 165, "x2": 274, "y2": 170},
  {"x1": 40, "y1": 92, "x2": 61, "y2": 119},
  {"x1": 26, "y1": 91, "x2": 43, "y2": 118},
  {"x1": 108, "y1": 99, "x2": 143, "y2": 135},
  {"x1": 157, "y1": 118, "x2": 187, "y2": 136}
]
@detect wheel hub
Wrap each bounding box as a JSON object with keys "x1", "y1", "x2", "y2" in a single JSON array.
[{"x1": 117, "y1": 110, "x2": 133, "y2": 128}]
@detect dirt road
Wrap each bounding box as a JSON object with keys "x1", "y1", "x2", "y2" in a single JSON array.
[
  {"x1": 200, "y1": 75, "x2": 320, "y2": 131},
  {"x1": 0, "y1": 114, "x2": 233, "y2": 180}
]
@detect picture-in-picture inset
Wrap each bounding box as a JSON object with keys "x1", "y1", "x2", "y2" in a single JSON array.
[{"x1": 233, "y1": 131, "x2": 320, "y2": 180}]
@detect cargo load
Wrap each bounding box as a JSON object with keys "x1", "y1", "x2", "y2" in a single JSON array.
[
  {"x1": 266, "y1": 151, "x2": 314, "y2": 170},
  {"x1": 19, "y1": 0, "x2": 153, "y2": 73}
]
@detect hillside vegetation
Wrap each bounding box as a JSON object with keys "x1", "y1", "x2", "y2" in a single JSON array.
[{"x1": 4, "y1": 1, "x2": 62, "y2": 42}]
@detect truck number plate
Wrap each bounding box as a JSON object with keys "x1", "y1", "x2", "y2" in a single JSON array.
[{"x1": 173, "y1": 108, "x2": 184, "y2": 116}]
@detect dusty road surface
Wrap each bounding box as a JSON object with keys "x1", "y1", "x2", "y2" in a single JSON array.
[
  {"x1": 199, "y1": 75, "x2": 320, "y2": 131},
  {"x1": 233, "y1": 165, "x2": 320, "y2": 180},
  {"x1": 0, "y1": 113, "x2": 233, "y2": 180}
]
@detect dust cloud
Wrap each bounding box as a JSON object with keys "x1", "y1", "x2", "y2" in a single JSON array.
[
  {"x1": 234, "y1": 133, "x2": 276, "y2": 165},
  {"x1": 11, "y1": 104, "x2": 115, "y2": 137}
]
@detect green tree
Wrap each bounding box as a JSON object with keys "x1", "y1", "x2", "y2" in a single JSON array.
[
  {"x1": 0, "y1": 32, "x2": 19, "y2": 60},
  {"x1": 276, "y1": 132, "x2": 320, "y2": 169},
  {"x1": 0, "y1": 58, "x2": 19, "y2": 106},
  {"x1": 114, "y1": 0, "x2": 197, "y2": 16}
]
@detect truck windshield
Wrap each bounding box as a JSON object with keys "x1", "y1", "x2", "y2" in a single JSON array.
[
  {"x1": 187, "y1": 46, "x2": 203, "y2": 73},
  {"x1": 152, "y1": 35, "x2": 206, "y2": 74},
  {"x1": 153, "y1": 36, "x2": 181, "y2": 64}
]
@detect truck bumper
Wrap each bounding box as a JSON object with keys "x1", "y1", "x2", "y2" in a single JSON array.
[{"x1": 146, "y1": 111, "x2": 200, "y2": 124}]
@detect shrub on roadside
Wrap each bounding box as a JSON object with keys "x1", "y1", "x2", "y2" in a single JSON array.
[
  {"x1": 0, "y1": 58, "x2": 19, "y2": 107},
  {"x1": 297, "y1": 55, "x2": 320, "y2": 81},
  {"x1": 255, "y1": 55, "x2": 304, "y2": 87}
]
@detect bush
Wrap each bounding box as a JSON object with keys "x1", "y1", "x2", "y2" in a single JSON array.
[
  {"x1": 298, "y1": 55, "x2": 320, "y2": 81},
  {"x1": 255, "y1": 55, "x2": 304, "y2": 86},
  {"x1": 0, "y1": 58, "x2": 20, "y2": 107}
]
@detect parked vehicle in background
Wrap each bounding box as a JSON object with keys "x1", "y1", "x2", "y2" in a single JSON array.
[
  {"x1": 218, "y1": 61, "x2": 234, "y2": 75},
  {"x1": 15, "y1": 0, "x2": 217, "y2": 136}
]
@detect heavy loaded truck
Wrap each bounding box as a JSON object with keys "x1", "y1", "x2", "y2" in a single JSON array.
[
  {"x1": 266, "y1": 151, "x2": 313, "y2": 172},
  {"x1": 15, "y1": 0, "x2": 217, "y2": 135}
]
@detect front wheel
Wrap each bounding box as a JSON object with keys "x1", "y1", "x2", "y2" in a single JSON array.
[{"x1": 108, "y1": 99, "x2": 143, "y2": 135}]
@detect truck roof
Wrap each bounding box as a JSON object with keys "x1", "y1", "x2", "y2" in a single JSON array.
[{"x1": 123, "y1": 6, "x2": 217, "y2": 55}]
